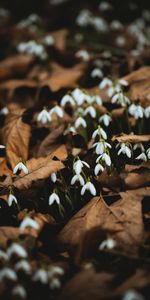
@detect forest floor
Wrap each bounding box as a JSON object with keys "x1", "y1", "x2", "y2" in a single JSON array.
[{"x1": 0, "y1": 1, "x2": 150, "y2": 299}]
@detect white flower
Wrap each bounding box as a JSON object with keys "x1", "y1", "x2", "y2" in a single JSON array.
[
  {"x1": 37, "y1": 108, "x2": 51, "y2": 124},
  {"x1": 99, "y1": 1, "x2": 112, "y2": 11},
  {"x1": 49, "y1": 105, "x2": 63, "y2": 118},
  {"x1": 73, "y1": 159, "x2": 90, "y2": 175},
  {"x1": 7, "y1": 243, "x2": 28, "y2": 259},
  {"x1": 122, "y1": 289, "x2": 145, "y2": 300},
  {"x1": 48, "y1": 266, "x2": 64, "y2": 278},
  {"x1": 94, "y1": 163, "x2": 104, "y2": 176},
  {"x1": 147, "y1": 148, "x2": 150, "y2": 159},
  {"x1": 117, "y1": 143, "x2": 132, "y2": 158},
  {"x1": 44, "y1": 35, "x2": 54, "y2": 46},
  {"x1": 33, "y1": 269, "x2": 48, "y2": 284},
  {"x1": 17, "y1": 40, "x2": 47, "y2": 60},
  {"x1": 15, "y1": 260, "x2": 31, "y2": 274},
  {"x1": 76, "y1": 9, "x2": 91, "y2": 27},
  {"x1": 74, "y1": 117, "x2": 87, "y2": 128},
  {"x1": 0, "y1": 144, "x2": 5, "y2": 149},
  {"x1": 99, "y1": 77, "x2": 113, "y2": 89},
  {"x1": 0, "y1": 250, "x2": 8, "y2": 261},
  {"x1": 92, "y1": 127, "x2": 107, "y2": 140},
  {"x1": 50, "y1": 278, "x2": 61, "y2": 290},
  {"x1": 60, "y1": 95, "x2": 75, "y2": 107},
  {"x1": 71, "y1": 174, "x2": 85, "y2": 186},
  {"x1": 110, "y1": 20, "x2": 123, "y2": 31},
  {"x1": 93, "y1": 141, "x2": 111, "y2": 155},
  {"x1": 115, "y1": 36, "x2": 126, "y2": 47},
  {"x1": 8, "y1": 194, "x2": 18, "y2": 207},
  {"x1": 144, "y1": 106, "x2": 150, "y2": 118},
  {"x1": 72, "y1": 88, "x2": 91, "y2": 105},
  {"x1": 76, "y1": 50, "x2": 90, "y2": 61},
  {"x1": 0, "y1": 268, "x2": 18, "y2": 282},
  {"x1": 91, "y1": 68, "x2": 103, "y2": 78},
  {"x1": 91, "y1": 95, "x2": 103, "y2": 105},
  {"x1": 128, "y1": 104, "x2": 144, "y2": 119},
  {"x1": 20, "y1": 217, "x2": 40, "y2": 230},
  {"x1": 99, "y1": 238, "x2": 116, "y2": 250},
  {"x1": 83, "y1": 106, "x2": 96, "y2": 118},
  {"x1": 51, "y1": 172, "x2": 57, "y2": 182},
  {"x1": 12, "y1": 285, "x2": 27, "y2": 299},
  {"x1": 0, "y1": 107, "x2": 9, "y2": 116},
  {"x1": 133, "y1": 143, "x2": 144, "y2": 152},
  {"x1": 112, "y1": 92, "x2": 130, "y2": 107},
  {"x1": 13, "y1": 162, "x2": 29, "y2": 175},
  {"x1": 81, "y1": 181, "x2": 96, "y2": 196},
  {"x1": 136, "y1": 153, "x2": 147, "y2": 162},
  {"x1": 49, "y1": 192, "x2": 60, "y2": 205},
  {"x1": 96, "y1": 153, "x2": 111, "y2": 166},
  {"x1": 118, "y1": 79, "x2": 128, "y2": 86},
  {"x1": 99, "y1": 114, "x2": 112, "y2": 126}
]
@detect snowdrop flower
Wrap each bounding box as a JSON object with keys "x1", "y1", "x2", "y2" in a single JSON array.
[
  {"x1": 49, "y1": 192, "x2": 60, "y2": 205},
  {"x1": 0, "y1": 107, "x2": 9, "y2": 115},
  {"x1": 12, "y1": 285, "x2": 27, "y2": 299},
  {"x1": 136, "y1": 152, "x2": 147, "y2": 162},
  {"x1": 92, "y1": 17, "x2": 108, "y2": 33},
  {"x1": 122, "y1": 289, "x2": 145, "y2": 300},
  {"x1": 74, "y1": 116, "x2": 87, "y2": 128},
  {"x1": 76, "y1": 9, "x2": 91, "y2": 27},
  {"x1": 0, "y1": 250, "x2": 8, "y2": 261},
  {"x1": 7, "y1": 243, "x2": 28, "y2": 259},
  {"x1": 17, "y1": 41, "x2": 47, "y2": 60},
  {"x1": 99, "y1": 1, "x2": 112, "y2": 11},
  {"x1": 83, "y1": 106, "x2": 96, "y2": 118},
  {"x1": 133, "y1": 143, "x2": 145, "y2": 152},
  {"x1": 115, "y1": 36, "x2": 126, "y2": 47},
  {"x1": 146, "y1": 148, "x2": 150, "y2": 159},
  {"x1": 91, "y1": 95, "x2": 103, "y2": 105},
  {"x1": 72, "y1": 88, "x2": 91, "y2": 105},
  {"x1": 73, "y1": 159, "x2": 90, "y2": 175},
  {"x1": 0, "y1": 268, "x2": 17, "y2": 282},
  {"x1": 15, "y1": 260, "x2": 31, "y2": 274},
  {"x1": 60, "y1": 94, "x2": 75, "y2": 107},
  {"x1": 13, "y1": 161, "x2": 29, "y2": 175},
  {"x1": 144, "y1": 106, "x2": 150, "y2": 118},
  {"x1": 50, "y1": 278, "x2": 61, "y2": 290},
  {"x1": 48, "y1": 266, "x2": 64, "y2": 278},
  {"x1": 128, "y1": 104, "x2": 144, "y2": 119},
  {"x1": 51, "y1": 172, "x2": 57, "y2": 182},
  {"x1": 91, "y1": 68, "x2": 103, "y2": 78},
  {"x1": 37, "y1": 108, "x2": 51, "y2": 124},
  {"x1": 8, "y1": 193, "x2": 18, "y2": 207},
  {"x1": 99, "y1": 114, "x2": 112, "y2": 127},
  {"x1": 44, "y1": 35, "x2": 54, "y2": 46},
  {"x1": 99, "y1": 77, "x2": 113, "y2": 89},
  {"x1": 99, "y1": 237, "x2": 116, "y2": 250},
  {"x1": 96, "y1": 153, "x2": 111, "y2": 166},
  {"x1": 20, "y1": 217, "x2": 39, "y2": 230},
  {"x1": 110, "y1": 20, "x2": 123, "y2": 31},
  {"x1": 0, "y1": 144, "x2": 5, "y2": 149},
  {"x1": 94, "y1": 163, "x2": 104, "y2": 176},
  {"x1": 49, "y1": 105, "x2": 63, "y2": 118},
  {"x1": 93, "y1": 141, "x2": 111, "y2": 155},
  {"x1": 76, "y1": 50, "x2": 90, "y2": 61},
  {"x1": 118, "y1": 79, "x2": 128, "y2": 87},
  {"x1": 81, "y1": 181, "x2": 96, "y2": 196},
  {"x1": 117, "y1": 143, "x2": 132, "y2": 158},
  {"x1": 112, "y1": 92, "x2": 130, "y2": 107},
  {"x1": 92, "y1": 126, "x2": 107, "y2": 140},
  {"x1": 33, "y1": 269, "x2": 48, "y2": 284},
  {"x1": 71, "y1": 174, "x2": 85, "y2": 186}
]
